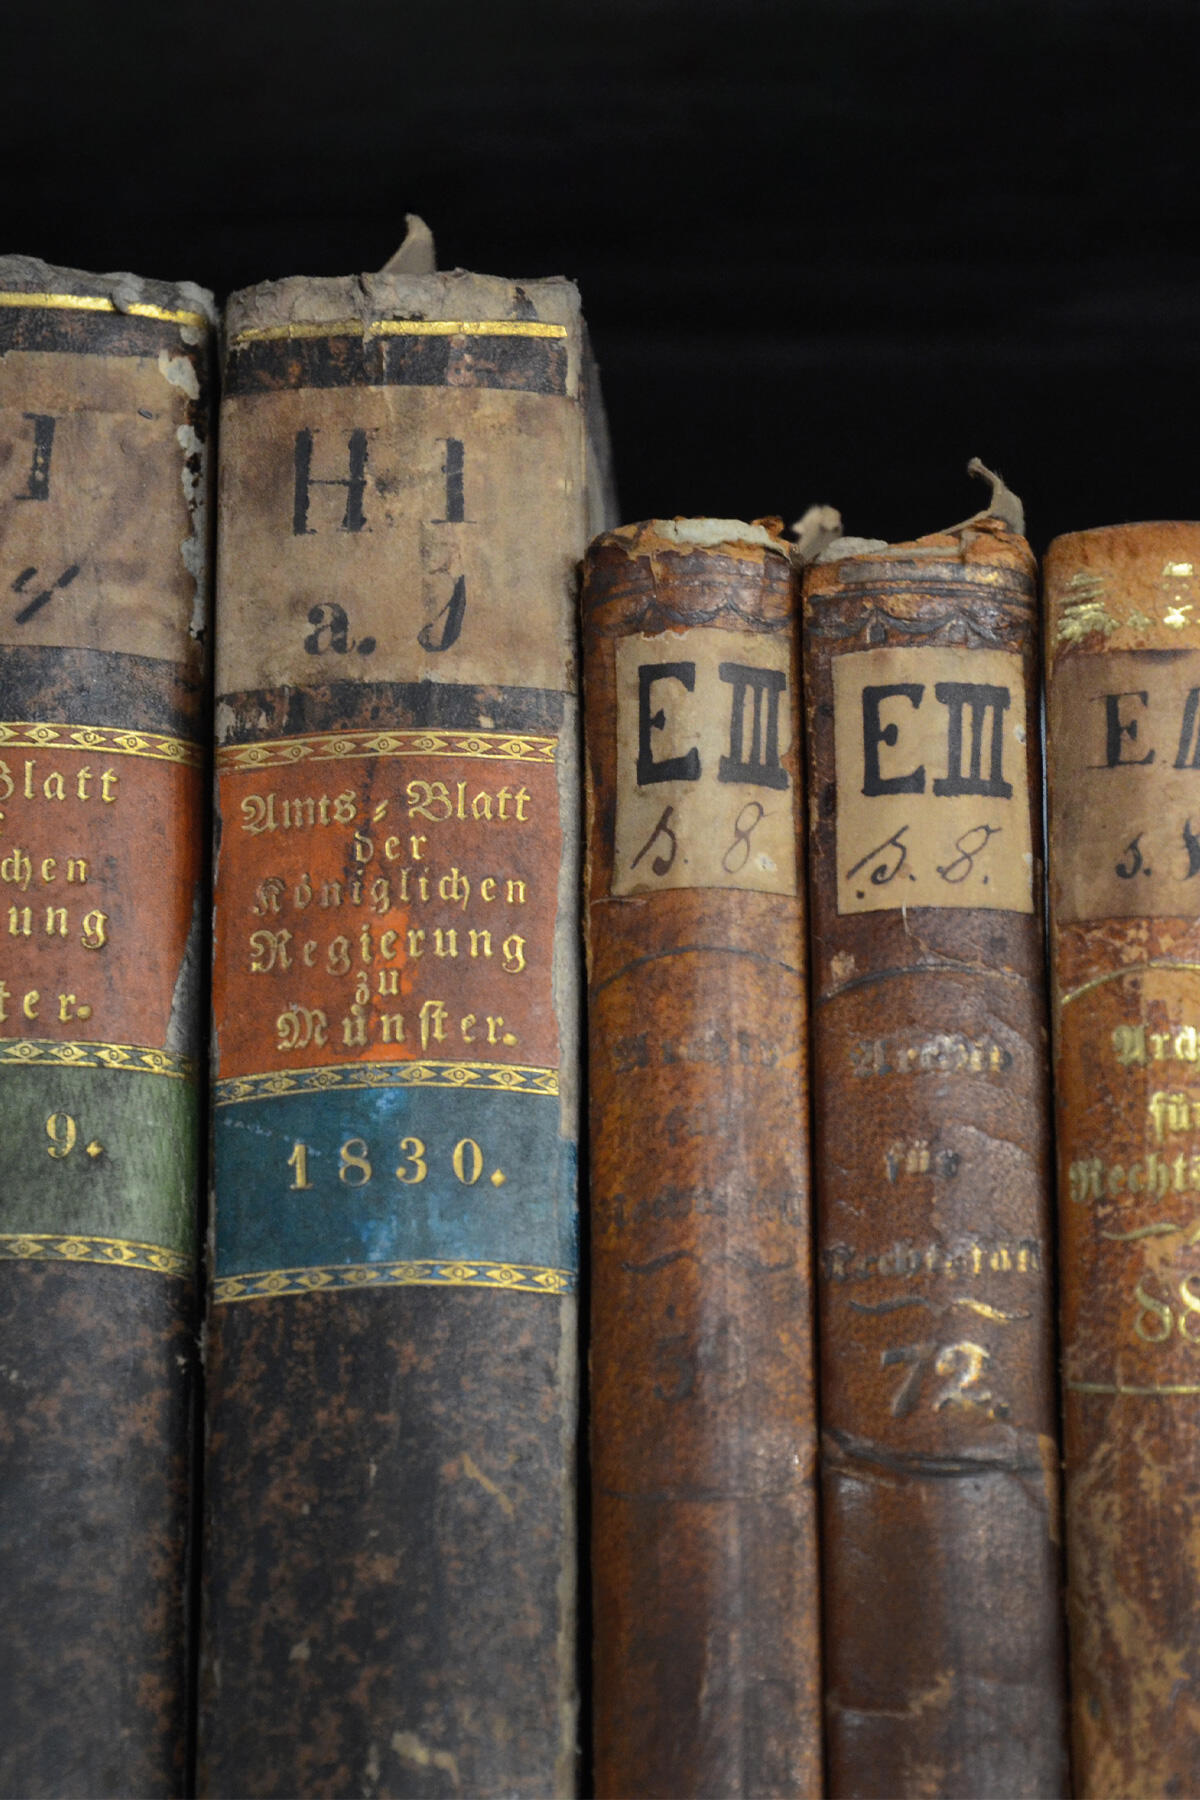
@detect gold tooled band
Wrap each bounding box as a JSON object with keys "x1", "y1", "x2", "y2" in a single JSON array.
[
  {"x1": 216, "y1": 1060, "x2": 557, "y2": 1106},
  {"x1": 217, "y1": 728, "x2": 555, "y2": 771},
  {"x1": 0, "y1": 1233, "x2": 191, "y2": 1278},
  {"x1": 0, "y1": 722, "x2": 202, "y2": 767},
  {"x1": 215, "y1": 1259, "x2": 573, "y2": 1303},
  {"x1": 0, "y1": 1041, "x2": 195, "y2": 1080}
]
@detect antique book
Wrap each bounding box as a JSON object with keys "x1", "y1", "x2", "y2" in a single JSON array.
[
  {"x1": 803, "y1": 469, "x2": 1068, "y2": 1797},
  {"x1": 200, "y1": 231, "x2": 613, "y2": 1796},
  {"x1": 1046, "y1": 522, "x2": 1200, "y2": 1795},
  {"x1": 583, "y1": 515, "x2": 829, "y2": 1798},
  {"x1": 0, "y1": 259, "x2": 213, "y2": 1794}
]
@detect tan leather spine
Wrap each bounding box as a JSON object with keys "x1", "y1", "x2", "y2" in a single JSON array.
[
  {"x1": 1047, "y1": 522, "x2": 1200, "y2": 1798},
  {"x1": 583, "y1": 520, "x2": 821, "y2": 1799},
  {"x1": 804, "y1": 516, "x2": 1067, "y2": 1798}
]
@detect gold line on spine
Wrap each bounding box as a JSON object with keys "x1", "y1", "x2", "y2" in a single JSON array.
[
  {"x1": 0, "y1": 291, "x2": 210, "y2": 328},
  {"x1": 371, "y1": 320, "x2": 566, "y2": 339},
  {"x1": 1059, "y1": 961, "x2": 1200, "y2": 1008},
  {"x1": 215, "y1": 1260, "x2": 574, "y2": 1303},
  {"x1": 0, "y1": 1234, "x2": 191, "y2": 1278},
  {"x1": 1068, "y1": 1380, "x2": 1200, "y2": 1396},
  {"x1": 229, "y1": 318, "x2": 567, "y2": 346},
  {"x1": 216, "y1": 1060, "x2": 558, "y2": 1106}
]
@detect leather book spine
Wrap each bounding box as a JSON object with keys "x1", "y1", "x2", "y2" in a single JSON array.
[
  {"x1": 803, "y1": 514, "x2": 1067, "y2": 1797},
  {"x1": 0, "y1": 259, "x2": 214, "y2": 1796},
  {"x1": 200, "y1": 272, "x2": 604, "y2": 1796},
  {"x1": 1046, "y1": 522, "x2": 1200, "y2": 1796},
  {"x1": 582, "y1": 519, "x2": 821, "y2": 1799}
]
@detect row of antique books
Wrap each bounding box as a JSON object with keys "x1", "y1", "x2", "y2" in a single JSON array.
[{"x1": 0, "y1": 224, "x2": 1194, "y2": 1800}]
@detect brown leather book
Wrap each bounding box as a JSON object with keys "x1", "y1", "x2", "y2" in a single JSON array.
[
  {"x1": 1046, "y1": 522, "x2": 1200, "y2": 1796},
  {"x1": 0, "y1": 258, "x2": 213, "y2": 1795},
  {"x1": 583, "y1": 517, "x2": 823, "y2": 1799},
  {"x1": 199, "y1": 230, "x2": 613, "y2": 1796},
  {"x1": 803, "y1": 473, "x2": 1068, "y2": 1798}
]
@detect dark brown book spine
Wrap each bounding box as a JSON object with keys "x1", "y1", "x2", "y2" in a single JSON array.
[
  {"x1": 1046, "y1": 522, "x2": 1200, "y2": 1797},
  {"x1": 583, "y1": 519, "x2": 821, "y2": 1799},
  {"x1": 200, "y1": 269, "x2": 604, "y2": 1797},
  {"x1": 0, "y1": 259, "x2": 213, "y2": 1796},
  {"x1": 803, "y1": 508, "x2": 1067, "y2": 1797}
]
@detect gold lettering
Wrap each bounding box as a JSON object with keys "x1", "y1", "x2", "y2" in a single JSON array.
[
  {"x1": 81, "y1": 909, "x2": 108, "y2": 950},
  {"x1": 406, "y1": 779, "x2": 452, "y2": 822},
  {"x1": 338, "y1": 1138, "x2": 372, "y2": 1186},
  {"x1": 342, "y1": 1003, "x2": 368, "y2": 1047},
  {"x1": 249, "y1": 928, "x2": 292, "y2": 973},
  {"x1": 419, "y1": 999, "x2": 448, "y2": 1050},
  {"x1": 45, "y1": 1112, "x2": 76, "y2": 1158},
  {"x1": 1, "y1": 849, "x2": 31, "y2": 890},
  {"x1": 502, "y1": 933, "x2": 526, "y2": 974},
  {"x1": 1113, "y1": 1023, "x2": 1147, "y2": 1067},
  {"x1": 276, "y1": 1005, "x2": 327, "y2": 1051}
]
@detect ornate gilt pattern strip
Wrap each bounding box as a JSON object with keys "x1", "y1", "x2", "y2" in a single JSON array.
[
  {"x1": 0, "y1": 1233, "x2": 191, "y2": 1278},
  {"x1": 215, "y1": 1259, "x2": 573, "y2": 1303},
  {"x1": 217, "y1": 730, "x2": 556, "y2": 771},
  {"x1": 0, "y1": 722, "x2": 202, "y2": 766},
  {"x1": 0, "y1": 1041, "x2": 195, "y2": 1079},
  {"x1": 216, "y1": 1059, "x2": 557, "y2": 1106}
]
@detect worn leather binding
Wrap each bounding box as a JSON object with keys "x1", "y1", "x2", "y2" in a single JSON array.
[
  {"x1": 0, "y1": 259, "x2": 213, "y2": 1796},
  {"x1": 583, "y1": 519, "x2": 821, "y2": 1799},
  {"x1": 200, "y1": 245, "x2": 613, "y2": 1796},
  {"x1": 803, "y1": 490, "x2": 1068, "y2": 1798},
  {"x1": 1046, "y1": 523, "x2": 1200, "y2": 1797}
]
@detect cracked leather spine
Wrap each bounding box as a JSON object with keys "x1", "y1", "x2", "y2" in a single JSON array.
[
  {"x1": 1046, "y1": 522, "x2": 1200, "y2": 1798},
  {"x1": 803, "y1": 515, "x2": 1067, "y2": 1798},
  {"x1": 199, "y1": 269, "x2": 612, "y2": 1798},
  {"x1": 583, "y1": 519, "x2": 821, "y2": 1799},
  {"x1": 0, "y1": 259, "x2": 214, "y2": 1798}
]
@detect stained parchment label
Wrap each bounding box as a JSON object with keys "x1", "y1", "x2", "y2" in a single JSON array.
[
  {"x1": 833, "y1": 646, "x2": 1032, "y2": 915},
  {"x1": 1051, "y1": 648, "x2": 1200, "y2": 923},
  {"x1": 612, "y1": 626, "x2": 797, "y2": 897}
]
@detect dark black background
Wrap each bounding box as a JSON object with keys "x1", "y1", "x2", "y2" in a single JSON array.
[{"x1": 4, "y1": 0, "x2": 1198, "y2": 551}]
